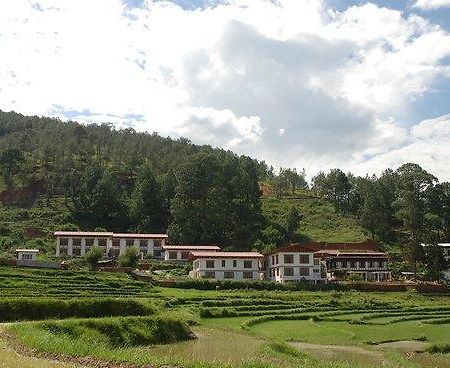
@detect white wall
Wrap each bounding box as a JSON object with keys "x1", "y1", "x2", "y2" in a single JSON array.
[{"x1": 192, "y1": 258, "x2": 261, "y2": 280}]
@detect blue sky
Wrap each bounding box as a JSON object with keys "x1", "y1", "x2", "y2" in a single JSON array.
[{"x1": 1, "y1": 0, "x2": 450, "y2": 180}]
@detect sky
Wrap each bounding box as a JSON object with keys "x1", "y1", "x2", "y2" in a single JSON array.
[{"x1": 1, "y1": 0, "x2": 450, "y2": 180}]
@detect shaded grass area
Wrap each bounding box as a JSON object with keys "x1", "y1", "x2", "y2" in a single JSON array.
[
  {"x1": 0, "y1": 267, "x2": 154, "y2": 297},
  {"x1": 262, "y1": 195, "x2": 366, "y2": 242},
  {"x1": 0, "y1": 297, "x2": 158, "y2": 322}
]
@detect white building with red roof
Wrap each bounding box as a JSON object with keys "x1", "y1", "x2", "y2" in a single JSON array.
[
  {"x1": 54, "y1": 231, "x2": 168, "y2": 259},
  {"x1": 189, "y1": 251, "x2": 264, "y2": 280}
]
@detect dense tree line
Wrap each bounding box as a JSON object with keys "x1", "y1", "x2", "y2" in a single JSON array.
[{"x1": 0, "y1": 111, "x2": 267, "y2": 249}]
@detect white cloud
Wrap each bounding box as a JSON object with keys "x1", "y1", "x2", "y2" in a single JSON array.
[
  {"x1": 0, "y1": 0, "x2": 449, "y2": 180},
  {"x1": 353, "y1": 114, "x2": 450, "y2": 181},
  {"x1": 413, "y1": 0, "x2": 450, "y2": 10}
]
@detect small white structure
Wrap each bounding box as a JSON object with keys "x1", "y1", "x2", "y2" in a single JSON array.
[
  {"x1": 162, "y1": 245, "x2": 220, "y2": 261},
  {"x1": 15, "y1": 249, "x2": 39, "y2": 261},
  {"x1": 54, "y1": 231, "x2": 168, "y2": 259},
  {"x1": 189, "y1": 251, "x2": 264, "y2": 280},
  {"x1": 265, "y1": 245, "x2": 325, "y2": 284}
]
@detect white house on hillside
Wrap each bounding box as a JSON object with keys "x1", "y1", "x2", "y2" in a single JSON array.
[
  {"x1": 162, "y1": 245, "x2": 220, "y2": 261},
  {"x1": 265, "y1": 244, "x2": 326, "y2": 284},
  {"x1": 54, "y1": 231, "x2": 168, "y2": 259},
  {"x1": 189, "y1": 251, "x2": 264, "y2": 280}
]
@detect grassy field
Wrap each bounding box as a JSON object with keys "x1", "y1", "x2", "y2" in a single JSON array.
[
  {"x1": 262, "y1": 194, "x2": 366, "y2": 242},
  {"x1": 0, "y1": 267, "x2": 449, "y2": 368}
]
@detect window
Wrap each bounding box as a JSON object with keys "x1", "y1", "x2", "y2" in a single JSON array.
[
  {"x1": 140, "y1": 239, "x2": 147, "y2": 248},
  {"x1": 113, "y1": 239, "x2": 120, "y2": 248},
  {"x1": 243, "y1": 271, "x2": 253, "y2": 279},
  {"x1": 72, "y1": 248, "x2": 81, "y2": 256},
  {"x1": 126, "y1": 239, "x2": 134, "y2": 247},
  {"x1": 221, "y1": 260, "x2": 226, "y2": 267},
  {"x1": 342, "y1": 261, "x2": 348, "y2": 268},
  {"x1": 153, "y1": 249, "x2": 161, "y2": 258},
  {"x1": 73, "y1": 238, "x2": 81, "y2": 246},
  {"x1": 204, "y1": 271, "x2": 215, "y2": 278},
  {"x1": 276, "y1": 268, "x2": 279, "y2": 276},
  {"x1": 86, "y1": 238, "x2": 94, "y2": 247},
  {"x1": 313, "y1": 268, "x2": 320, "y2": 273},
  {"x1": 299, "y1": 254, "x2": 310, "y2": 264},
  {"x1": 169, "y1": 252, "x2": 178, "y2": 260},
  {"x1": 284, "y1": 254, "x2": 294, "y2": 264},
  {"x1": 299, "y1": 267, "x2": 309, "y2": 276},
  {"x1": 244, "y1": 260, "x2": 253, "y2": 269},
  {"x1": 275, "y1": 255, "x2": 279, "y2": 264},
  {"x1": 154, "y1": 240, "x2": 162, "y2": 247},
  {"x1": 206, "y1": 260, "x2": 215, "y2": 268},
  {"x1": 350, "y1": 261, "x2": 356, "y2": 268},
  {"x1": 284, "y1": 267, "x2": 294, "y2": 276},
  {"x1": 359, "y1": 261, "x2": 366, "y2": 269},
  {"x1": 233, "y1": 260, "x2": 237, "y2": 267},
  {"x1": 98, "y1": 239, "x2": 107, "y2": 247},
  {"x1": 224, "y1": 271, "x2": 234, "y2": 279},
  {"x1": 180, "y1": 252, "x2": 189, "y2": 259},
  {"x1": 369, "y1": 261, "x2": 374, "y2": 268},
  {"x1": 59, "y1": 238, "x2": 68, "y2": 246},
  {"x1": 313, "y1": 258, "x2": 320, "y2": 266},
  {"x1": 271, "y1": 255, "x2": 275, "y2": 264},
  {"x1": 22, "y1": 253, "x2": 33, "y2": 260}
]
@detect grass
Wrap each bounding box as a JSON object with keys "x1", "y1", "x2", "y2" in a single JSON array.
[
  {"x1": 0, "y1": 266, "x2": 154, "y2": 297},
  {"x1": 262, "y1": 193, "x2": 366, "y2": 242}
]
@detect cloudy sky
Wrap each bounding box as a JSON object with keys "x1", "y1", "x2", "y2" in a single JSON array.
[{"x1": 1, "y1": 1, "x2": 450, "y2": 180}]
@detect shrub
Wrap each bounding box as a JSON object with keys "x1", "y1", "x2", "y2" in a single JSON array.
[
  {"x1": 426, "y1": 344, "x2": 450, "y2": 354},
  {"x1": 119, "y1": 246, "x2": 140, "y2": 268},
  {"x1": 0, "y1": 298, "x2": 157, "y2": 322},
  {"x1": 85, "y1": 245, "x2": 103, "y2": 271}
]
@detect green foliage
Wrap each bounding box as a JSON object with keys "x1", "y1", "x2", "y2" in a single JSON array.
[
  {"x1": 85, "y1": 245, "x2": 103, "y2": 270},
  {"x1": 0, "y1": 298, "x2": 157, "y2": 322},
  {"x1": 426, "y1": 344, "x2": 450, "y2": 354},
  {"x1": 118, "y1": 246, "x2": 140, "y2": 268}
]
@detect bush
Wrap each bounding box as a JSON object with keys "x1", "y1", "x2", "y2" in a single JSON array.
[
  {"x1": 119, "y1": 246, "x2": 140, "y2": 268},
  {"x1": 85, "y1": 245, "x2": 103, "y2": 271},
  {"x1": 0, "y1": 298, "x2": 157, "y2": 322},
  {"x1": 426, "y1": 344, "x2": 450, "y2": 354}
]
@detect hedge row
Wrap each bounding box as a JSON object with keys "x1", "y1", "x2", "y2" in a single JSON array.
[{"x1": 0, "y1": 298, "x2": 158, "y2": 322}]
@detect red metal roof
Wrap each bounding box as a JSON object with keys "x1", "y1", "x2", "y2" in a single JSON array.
[
  {"x1": 189, "y1": 251, "x2": 264, "y2": 259},
  {"x1": 54, "y1": 231, "x2": 113, "y2": 237},
  {"x1": 112, "y1": 233, "x2": 168, "y2": 239},
  {"x1": 162, "y1": 245, "x2": 220, "y2": 251}
]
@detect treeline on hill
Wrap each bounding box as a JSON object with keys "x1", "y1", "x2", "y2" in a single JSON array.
[{"x1": 0, "y1": 111, "x2": 449, "y2": 278}]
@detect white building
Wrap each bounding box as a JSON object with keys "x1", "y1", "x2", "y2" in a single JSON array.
[
  {"x1": 15, "y1": 249, "x2": 39, "y2": 261},
  {"x1": 265, "y1": 245, "x2": 325, "y2": 284},
  {"x1": 54, "y1": 231, "x2": 167, "y2": 259},
  {"x1": 162, "y1": 245, "x2": 220, "y2": 261},
  {"x1": 189, "y1": 251, "x2": 264, "y2": 281}
]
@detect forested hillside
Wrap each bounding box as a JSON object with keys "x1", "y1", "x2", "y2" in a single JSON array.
[{"x1": 0, "y1": 110, "x2": 449, "y2": 278}]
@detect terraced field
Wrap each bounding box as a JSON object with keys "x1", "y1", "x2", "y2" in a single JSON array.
[
  {"x1": 0, "y1": 268, "x2": 449, "y2": 367},
  {"x1": 0, "y1": 267, "x2": 154, "y2": 297}
]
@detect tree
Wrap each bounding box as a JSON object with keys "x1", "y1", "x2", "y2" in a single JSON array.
[
  {"x1": 424, "y1": 244, "x2": 448, "y2": 281},
  {"x1": 0, "y1": 148, "x2": 24, "y2": 189},
  {"x1": 119, "y1": 246, "x2": 140, "y2": 268},
  {"x1": 312, "y1": 169, "x2": 351, "y2": 212},
  {"x1": 129, "y1": 164, "x2": 166, "y2": 232},
  {"x1": 85, "y1": 245, "x2": 103, "y2": 271},
  {"x1": 285, "y1": 207, "x2": 301, "y2": 241}
]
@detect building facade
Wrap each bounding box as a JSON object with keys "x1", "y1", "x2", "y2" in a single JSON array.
[
  {"x1": 15, "y1": 249, "x2": 39, "y2": 261},
  {"x1": 189, "y1": 251, "x2": 264, "y2": 280},
  {"x1": 264, "y1": 245, "x2": 326, "y2": 284},
  {"x1": 54, "y1": 231, "x2": 167, "y2": 259},
  {"x1": 162, "y1": 245, "x2": 220, "y2": 261}
]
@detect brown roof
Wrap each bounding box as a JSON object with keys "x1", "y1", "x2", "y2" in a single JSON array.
[
  {"x1": 112, "y1": 233, "x2": 168, "y2": 239},
  {"x1": 268, "y1": 240, "x2": 380, "y2": 254},
  {"x1": 162, "y1": 245, "x2": 220, "y2": 251},
  {"x1": 189, "y1": 251, "x2": 264, "y2": 259},
  {"x1": 54, "y1": 231, "x2": 113, "y2": 237}
]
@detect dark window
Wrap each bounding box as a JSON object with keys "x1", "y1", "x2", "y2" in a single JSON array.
[
  {"x1": 126, "y1": 239, "x2": 134, "y2": 247},
  {"x1": 284, "y1": 267, "x2": 294, "y2": 276},
  {"x1": 98, "y1": 238, "x2": 107, "y2": 247},
  {"x1": 300, "y1": 267, "x2": 309, "y2": 276},
  {"x1": 275, "y1": 255, "x2": 279, "y2": 264},
  {"x1": 153, "y1": 249, "x2": 161, "y2": 258},
  {"x1": 244, "y1": 260, "x2": 253, "y2": 269},
  {"x1": 59, "y1": 238, "x2": 68, "y2": 246},
  {"x1": 221, "y1": 260, "x2": 226, "y2": 267},
  {"x1": 73, "y1": 238, "x2": 81, "y2": 246},
  {"x1": 314, "y1": 259, "x2": 320, "y2": 266},
  {"x1": 180, "y1": 252, "x2": 189, "y2": 259},
  {"x1": 350, "y1": 261, "x2": 356, "y2": 268},
  {"x1": 224, "y1": 271, "x2": 234, "y2": 279},
  {"x1": 233, "y1": 260, "x2": 237, "y2": 267},
  {"x1": 359, "y1": 261, "x2": 366, "y2": 269},
  {"x1": 284, "y1": 254, "x2": 294, "y2": 264},
  {"x1": 299, "y1": 254, "x2": 310, "y2": 264},
  {"x1": 342, "y1": 261, "x2": 347, "y2": 268},
  {"x1": 169, "y1": 252, "x2": 178, "y2": 260},
  {"x1": 86, "y1": 238, "x2": 94, "y2": 247},
  {"x1": 72, "y1": 248, "x2": 81, "y2": 256},
  {"x1": 204, "y1": 271, "x2": 215, "y2": 278},
  {"x1": 243, "y1": 271, "x2": 253, "y2": 279},
  {"x1": 140, "y1": 239, "x2": 147, "y2": 248},
  {"x1": 206, "y1": 260, "x2": 215, "y2": 268}
]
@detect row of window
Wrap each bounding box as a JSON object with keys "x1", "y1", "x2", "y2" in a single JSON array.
[
  {"x1": 59, "y1": 238, "x2": 162, "y2": 247},
  {"x1": 168, "y1": 251, "x2": 189, "y2": 260},
  {"x1": 269, "y1": 266, "x2": 314, "y2": 277},
  {"x1": 332, "y1": 261, "x2": 386, "y2": 269},
  {"x1": 205, "y1": 260, "x2": 254, "y2": 268},
  {"x1": 203, "y1": 271, "x2": 254, "y2": 279},
  {"x1": 21, "y1": 254, "x2": 34, "y2": 260},
  {"x1": 271, "y1": 254, "x2": 312, "y2": 265}
]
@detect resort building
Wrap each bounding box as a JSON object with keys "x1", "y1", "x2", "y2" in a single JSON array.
[
  {"x1": 189, "y1": 251, "x2": 264, "y2": 280},
  {"x1": 288, "y1": 241, "x2": 392, "y2": 282},
  {"x1": 264, "y1": 244, "x2": 326, "y2": 284},
  {"x1": 162, "y1": 245, "x2": 220, "y2": 261},
  {"x1": 54, "y1": 231, "x2": 167, "y2": 259}
]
